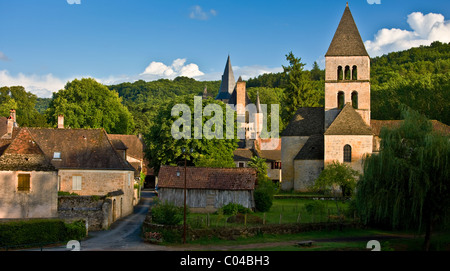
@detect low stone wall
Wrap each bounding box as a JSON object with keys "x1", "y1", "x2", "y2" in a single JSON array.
[
  {"x1": 142, "y1": 207, "x2": 361, "y2": 242},
  {"x1": 58, "y1": 196, "x2": 111, "y2": 231}
]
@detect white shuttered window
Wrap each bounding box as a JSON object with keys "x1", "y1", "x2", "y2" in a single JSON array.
[{"x1": 72, "y1": 176, "x2": 82, "y2": 191}]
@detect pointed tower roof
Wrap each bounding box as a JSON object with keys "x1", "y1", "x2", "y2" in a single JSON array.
[
  {"x1": 256, "y1": 91, "x2": 262, "y2": 113},
  {"x1": 325, "y1": 103, "x2": 373, "y2": 135},
  {"x1": 215, "y1": 55, "x2": 236, "y2": 100},
  {"x1": 325, "y1": 3, "x2": 369, "y2": 57}
]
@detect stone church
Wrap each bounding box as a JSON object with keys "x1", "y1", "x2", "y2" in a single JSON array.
[
  {"x1": 281, "y1": 3, "x2": 383, "y2": 191},
  {"x1": 281, "y1": 3, "x2": 449, "y2": 192}
]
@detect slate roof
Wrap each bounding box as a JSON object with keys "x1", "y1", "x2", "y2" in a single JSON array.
[
  {"x1": 0, "y1": 128, "x2": 56, "y2": 171},
  {"x1": 216, "y1": 55, "x2": 236, "y2": 100},
  {"x1": 281, "y1": 107, "x2": 324, "y2": 137},
  {"x1": 325, "y1": 103, "x2": 373, "y2": 135},
  {"x1": 158, "y1": 166, "x2": 257, "y2": 190},
  {"x1": 325, "y1": 3, "x2": 369, "y2": 57},
  {"x1": 294, "y1": 134, "x2": 324, "y2": 160}
]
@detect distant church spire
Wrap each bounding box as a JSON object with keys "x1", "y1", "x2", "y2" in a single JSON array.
[
  {"x1": 215, "y1": 55, "x2": 236, "y2": 101},
  {"x1": 256, "y1": 91, "x2": 262, "y2": 113},
  {"x1": 202, "y1": 85, "x2": 208, "y2": 99}
]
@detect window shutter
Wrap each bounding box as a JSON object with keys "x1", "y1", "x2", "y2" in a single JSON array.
[
  {"x1": 72, "y1": 176, "x2": 82, "y2": 190},
  {"x1": 18, "y1": 174, "x2": 31, "y2": 191}
]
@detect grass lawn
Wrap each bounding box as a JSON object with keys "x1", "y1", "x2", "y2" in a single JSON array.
[
  {"x1": 186, "y1": 198, "x2": 352, "y2": 228},
  {"x1": 164, "y1": 196, "x2": 450, "y2": 251},
  {"x1": 176, "y1": 228, "x2": 450, "y2": 251}
]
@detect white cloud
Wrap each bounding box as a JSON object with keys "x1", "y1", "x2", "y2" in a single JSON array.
[
  {"x1": 0, "y1": 51, "x2": 9, "y2": 61},
  {"x1": 0, "y1": 59, "x2": 283, "y2": 98},
  {"x1": 367, "y1": 0, "x2": 381, "y2": 4},
  {"x1": 189, "y1": 5, "x2": 217, "y2": 21},
  {"x1": 140, "y1": 58, "x2": 204, "y2": 80},
  {"x1": 0, "y1": 70, "x2": 69, "y2": 98},
  {"x1": 67, "y1": 0, "x2": 81, "y2": 4},
  {"x1": 365, "y1": 12, "x2": 450, "y2": 57}
]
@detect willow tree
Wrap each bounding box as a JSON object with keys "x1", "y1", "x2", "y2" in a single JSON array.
[{"x1": 355, "y1": 107, "x2": 450, "y2": 250}]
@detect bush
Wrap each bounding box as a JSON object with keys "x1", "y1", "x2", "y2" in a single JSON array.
[
  {"x1": 305, "y1": 201, "x2": 327, "y2": 214},
  {"x1": 254, "y1": 189, "x2": 273, "y2": 212},
  {"x1": 254, "y1": 178, "x2": 278, "y2": 212},
  {"x1": 0, "y1": 219, "x2": 86, "y2": 248},
  {"x1": 65, "y1": 220, "x2": 86, "y2": 241},
  {"x1": 220, "y1": 203, "x2": 252, "y2": 216},
  {"x1": 152, "y1": 201, "x2": 188, "y2": 225}
]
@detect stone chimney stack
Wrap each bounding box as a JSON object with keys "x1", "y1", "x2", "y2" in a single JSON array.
[
  {"x1": 5, "y1": 109, "x2": 17, "y2": 136},
  {"x1": 10, "y1": 109, "x2": 16, "y2": 123},
  {"x1": 58, "y1": 115, "x2": 64, "y2": 129},
  {"x1": 236, "y1": 76, "x2": 246, "y2": 116},
  {"x1": 6, "y1": 117, "x2": 14, "y2": 135}
]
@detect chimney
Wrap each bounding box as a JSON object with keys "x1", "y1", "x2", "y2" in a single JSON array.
[
  {"x1": 58, "y1": 115, "x2": 64, "y2": 129},
  {"x1": 10, "y1": 109, "x2": 16, "y2": 123},
  {"x1": 236, "y1": 76, "x2": 246, "y2": 116},
  {"x1": 6, "y1": 117, "x2": 14, "y2": 135}
]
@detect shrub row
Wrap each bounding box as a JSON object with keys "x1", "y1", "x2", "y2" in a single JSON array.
[{"x1": 0, "y1": 219, "x2": 86, "y2": 248}]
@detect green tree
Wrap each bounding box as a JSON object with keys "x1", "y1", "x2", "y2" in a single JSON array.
[
  {"x1": 310, "y1": 61, "x2": 325, "y2": 81},
  {"x1": 355, "y1": 107, "x2": 450, "y2": 251},
  {"x1": 144, "y1": 95, "x2": 239, "y2": 174},
  {"x1": 46, "y1": 78, "x2": 135, "y2": 134},
  {"x1": 248, "y1": 156, "x2": 269, "y2": 181},
  {"x1": 0, "y1": 86, "x2": 47, "y2": 127},
  {"x1": 312, "y1": 161, "x2": 359, "y2": 197},
  {"x1": 281, "y1": 52, "x2": 323, "y2": 125}
]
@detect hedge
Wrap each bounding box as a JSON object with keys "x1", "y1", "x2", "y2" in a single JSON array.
[{"x1": 0, "y1": 219, "x2": 86, "y2": 248}]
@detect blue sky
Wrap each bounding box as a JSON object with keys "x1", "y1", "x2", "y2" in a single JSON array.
[{"x1": 1, "y1": 0, "x2": 450, "y2": 97}]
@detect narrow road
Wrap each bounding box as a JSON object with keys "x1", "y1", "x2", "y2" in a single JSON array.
[{"x1": 79, "y1": 190, "x2": 174, "y2": 251}]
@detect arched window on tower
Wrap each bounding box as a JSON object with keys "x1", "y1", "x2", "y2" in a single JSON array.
[
  {"x1": 351, "y1": 91, "x2": 358, "y2": 109},
  {"x1": 344, "y1": 145, "x2": 352, "y2": 163},
  {"x1": 337, "y1": 91, "x2": 345, "y2": 109},
  {"x1": 344, "y1": 66, "x2": 351, "y2": 80},
  {"x1": 337, "y1": 66, "x2": 343, "y2": 81},
  {"x1": 352, "y1": 65, "x2": 358, "y2": 80}
]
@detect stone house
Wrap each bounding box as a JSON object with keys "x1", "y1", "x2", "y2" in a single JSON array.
[
  {"x1": 27, "y1": 126, "x2": 136, "y2": 220},
  {"x1": 157, "y1": 165, "x2": 257, "y2": 212},
  {"x1": 0, "y1": 127, "x2": 58, "y2": 218},
  {"x1": 0, "y1": 113, "x2": 136, "y2": 223},
  {"x1": 107, "y1": 133, "x2": 150, "y2": 199}
]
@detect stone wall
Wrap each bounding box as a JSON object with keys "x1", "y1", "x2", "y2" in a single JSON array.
[
  {"x1": 57, "y1": 194, "x2": 126, "y2": 231},
  {"x1": 293, "y1": 160, "x2": 324, "y2": 192},
  {"x1": 143, "y1": 219, "x2": 361, "y2": 242},
  {"x1": 324, "y1": 135, "x2": 373, "y2": 172},
  {"x1": 58, "y1": 169, "x2": 135, "y2": 218},
  {"x1": 325, "y1": 56, "x2": 370, "y2": 81},
  {"x1": 281, "y1": 136, "x2": 309, "y2": 191},
  {"x1": 0, "y1": 171, "x2": 58, "y2": 219}
]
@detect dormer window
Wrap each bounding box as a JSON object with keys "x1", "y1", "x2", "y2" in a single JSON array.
[{"x1": 53, "y1": 152, "x2": 61, "y2": 159}]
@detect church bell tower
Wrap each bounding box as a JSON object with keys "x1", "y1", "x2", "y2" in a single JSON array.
[{"x1": 324, "y1": 3, "x2": 371, "y2": 129}]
